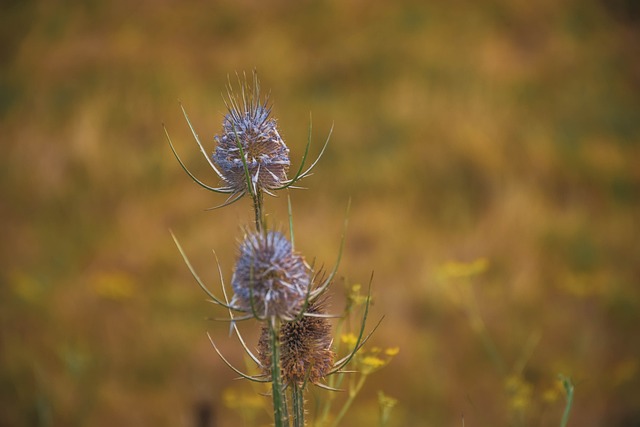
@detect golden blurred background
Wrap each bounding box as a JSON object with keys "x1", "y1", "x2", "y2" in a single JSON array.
[{"x1": 1, "y1": 0, "x2": 639, "y2": 426}]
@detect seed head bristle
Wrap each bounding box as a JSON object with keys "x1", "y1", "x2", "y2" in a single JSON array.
[
  {"x1": 258, "y1": 299, "x2": 335, "y2": 386},
  {"x1": 231, "y1": 230, "x2": 310, "y2": 320},
  {"x1": 212, "y1": 73, "x2": 290, "y2": 195}
]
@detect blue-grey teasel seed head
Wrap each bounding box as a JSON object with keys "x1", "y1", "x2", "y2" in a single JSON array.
[
  {"x1": 213, "y1": 76, "x2": 290, "y2": 196},
  {"x1": 231, "y1": 230, "x2": 310, "y2": 320}
]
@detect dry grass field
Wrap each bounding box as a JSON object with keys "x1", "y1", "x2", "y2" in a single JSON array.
[{"x1": 1, "y1": 1, "x2": 639, "y2": 426}]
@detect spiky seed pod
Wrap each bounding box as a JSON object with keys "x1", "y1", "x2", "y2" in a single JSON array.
[
  {"x1": 231, "y1": 230, "x2": 310, "y2": 320},
  {"x1": 212, "y1": 74, "x2": 290, "y2": 196},
  {"x1": 258, "y1": 300, "x2": 335, "y2": 386}
]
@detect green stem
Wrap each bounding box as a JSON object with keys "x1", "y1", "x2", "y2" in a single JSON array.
[
  {"x1": 318, "y1": 293, "x2": 355, "y2": 426},
  {"x1": 292, "y1": 382, "x2": 305, "y2": 427},
  {"x1": 270, "y1": 319, "x2": 287, "y2": 427},
  {"x1": 465, "y1": 282, "x2": 507, "y2": 377},
  {"x1": 559, "y1": 375, "x2": 574, "y2": 427},
  {"x1": 330, "y1": 374, "x2": 367, "y2": 427},
  {"x1": 252, "y1": 188, "x2": 264, "y2": 233},
  {"x1": 317, "y1": 334, "x2": 343, "y2": 424}
]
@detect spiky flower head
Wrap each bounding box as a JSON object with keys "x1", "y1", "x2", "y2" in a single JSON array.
[
  {"x1": 258, "y1": 300, "x2": 335, "y2": 386},
  {"x1": 212, "y1": 73, "x2": 290, "y2": 196},
  {"x1": 231, "y1": 230, "x2": 310, "y2": 320}
]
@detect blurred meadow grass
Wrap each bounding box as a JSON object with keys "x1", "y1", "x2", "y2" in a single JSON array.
[{"x1": 1, "y1": 0, "x2": 639, "y2": 426}]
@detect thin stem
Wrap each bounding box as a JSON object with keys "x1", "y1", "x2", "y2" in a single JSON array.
[
  {"x1": 464, "y1": 281, "x2": 507, "y2": 377},
  {"x1": 231, "y1": 122, "x2": 265, "y2": 232},
  {"x1": 287, "y1": 191, "x2": 295, "y2": 248},
  {"x1": 292, "y1": 382, "x2": 305, "y2": 427},
  {"x1": 270, "y1": 319, "x2": 287, "y2": 427},
  {"x1": 331, "y1": 374, "x2": 367, "y2": 427},
  {"x1": 559, "y1": 375, "x2": 574, "y2": 427},
  {"x1": 317, "y1": 282, "x2": 359, "y2": 425}
]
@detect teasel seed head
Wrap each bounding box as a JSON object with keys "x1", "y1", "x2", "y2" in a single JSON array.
[
  {"x1": 258, "y1": 300, "x2": 335, "y2": 387},
  {"x1": 212, "y1": 73, "x2": 290, "y2": 196},
  {"x1": 230, "y1": 230, "x2": 310, "y2": 320}
]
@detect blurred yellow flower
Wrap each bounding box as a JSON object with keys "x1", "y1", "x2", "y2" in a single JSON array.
[
  {"x1": 362, "y1": 355, "x2": 386, "y2": 369},
  {"x1": 378, "y1": 390, "x2": 398, "y2": 425},
  {"x1": 441, "y1": 258, "x2": 489, "y2": 279},
  {"x1": 378, "y1": 390, "x2": 398, "y2": 409},
  {"x1": 542, "y1": 380, "x2": 562, "y2": 403},
  {"x1": 504, "y1": 374, "x2": 532, "y2": 412},
  {"x1": 348, "y1": 283, "x2": 368, "y2": 306},
  {"x1": 91, "y1": 272, "x2": 135, "y2": 301},
  {"x1": 222, "y1": 387, "x2": 264, "y2": 410},
  {"x1": 385, "y1": 347, "x2": 400, "y2": 356},
  {"x1": 341, "y1": 333, "x2": 358, "y2": 346}
]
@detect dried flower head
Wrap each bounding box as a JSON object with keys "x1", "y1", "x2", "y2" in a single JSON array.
[
  {"x1": 212, "y1": 73, "x2": 290, "y2": 197},
  {"x1": 165, "y1": 71, "x2": 330, "y2": 211},
  {"x1": 258, "y1": 300, "x2": 335, "y2": 386},
  {"x1": 231, "y1": 230, "x2": 310, "y2": 320}
]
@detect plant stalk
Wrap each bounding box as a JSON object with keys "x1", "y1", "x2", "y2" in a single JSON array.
[
  {"x1": 270, "y1": 319, "x2": 287, "y2": 427},
  {"x1": 252, "y1": 188, "x2": 264, "y2": 233},
  {"x1": 331, "y1": 374, "x2": 367, "y2": 427},
  {"x1": 292, "y1": 381, "x2": 305, "y2": 427},
  {"x1": 560, "y1": 375, "x2": 574, "y2": 427}
]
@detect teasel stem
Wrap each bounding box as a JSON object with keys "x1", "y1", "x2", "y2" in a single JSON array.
[
  {"x1": 232, "y1": 124, "x2": 266, "y2": 233},
  {"x1": 270, "y1": 318, "x2": 287, "y2": 427},
  {"x1": 252, "y1": 187, "x2": 264, "y2": 233},
  {"x1": 292, "y1": 381, "x2": 305, "y2": 427}
]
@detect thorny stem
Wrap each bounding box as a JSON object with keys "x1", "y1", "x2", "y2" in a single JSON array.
[
  {"x1": 252, "y1": 187, "x2": 264, "y2": 233},
  {"x1": 270, "y1": 319, "x2": 287, "y2": 427},
  {"x1": 292, "y1": 381, "x2": 305, "y2": 427}
]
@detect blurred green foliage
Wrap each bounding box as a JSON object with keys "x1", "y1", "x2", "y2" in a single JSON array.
[{"x1": 1, "y1": 0, "x2": 639, "y2": 426}]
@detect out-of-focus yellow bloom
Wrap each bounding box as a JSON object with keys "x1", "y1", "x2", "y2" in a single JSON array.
[
  {"x1": 362, "y1": 356, "x2": 385, "y2": 368},
  {"x1": 385, "y1": 347, "x2": 400, "y2": 356},
  {"x1": 542, "y1": 379, "x2": 563, "y2": 403},
  {"x1": 378, "y1": 390, "x2": 398, "y2": 409},
  {"x1": 92, "y1": 272, "x2": 135, "y2": 301},
  {"x1": 360, "y1": 356, "x2": 388, "y2": 375},
  {"x1": 378, "y1": 390, "x2": 398, "y2": 426},
  {"x1": 222, "y1": 387, "x2": 264, "y2": 410},
  {"x1": 441, "y1": 258, "x2": 489, "y2": 279},
  {"x1": 341, "y1": 333, "x2": 358, "y2": 346},
  {"x1": 348, "y1": 283, "x2": 368, "y2": 306},
  {"x1": 504, "y1": 374, "x2": 532, "y2": 412}
]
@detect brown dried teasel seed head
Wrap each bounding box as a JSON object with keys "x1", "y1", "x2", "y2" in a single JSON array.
[{"x1": 258, "y1": 300, "x2": 335, "y2": 386}]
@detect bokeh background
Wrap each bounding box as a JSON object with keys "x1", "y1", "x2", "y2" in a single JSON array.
[{"x1": 2, "y1": 0, "x2": 639, "y2": 426}]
